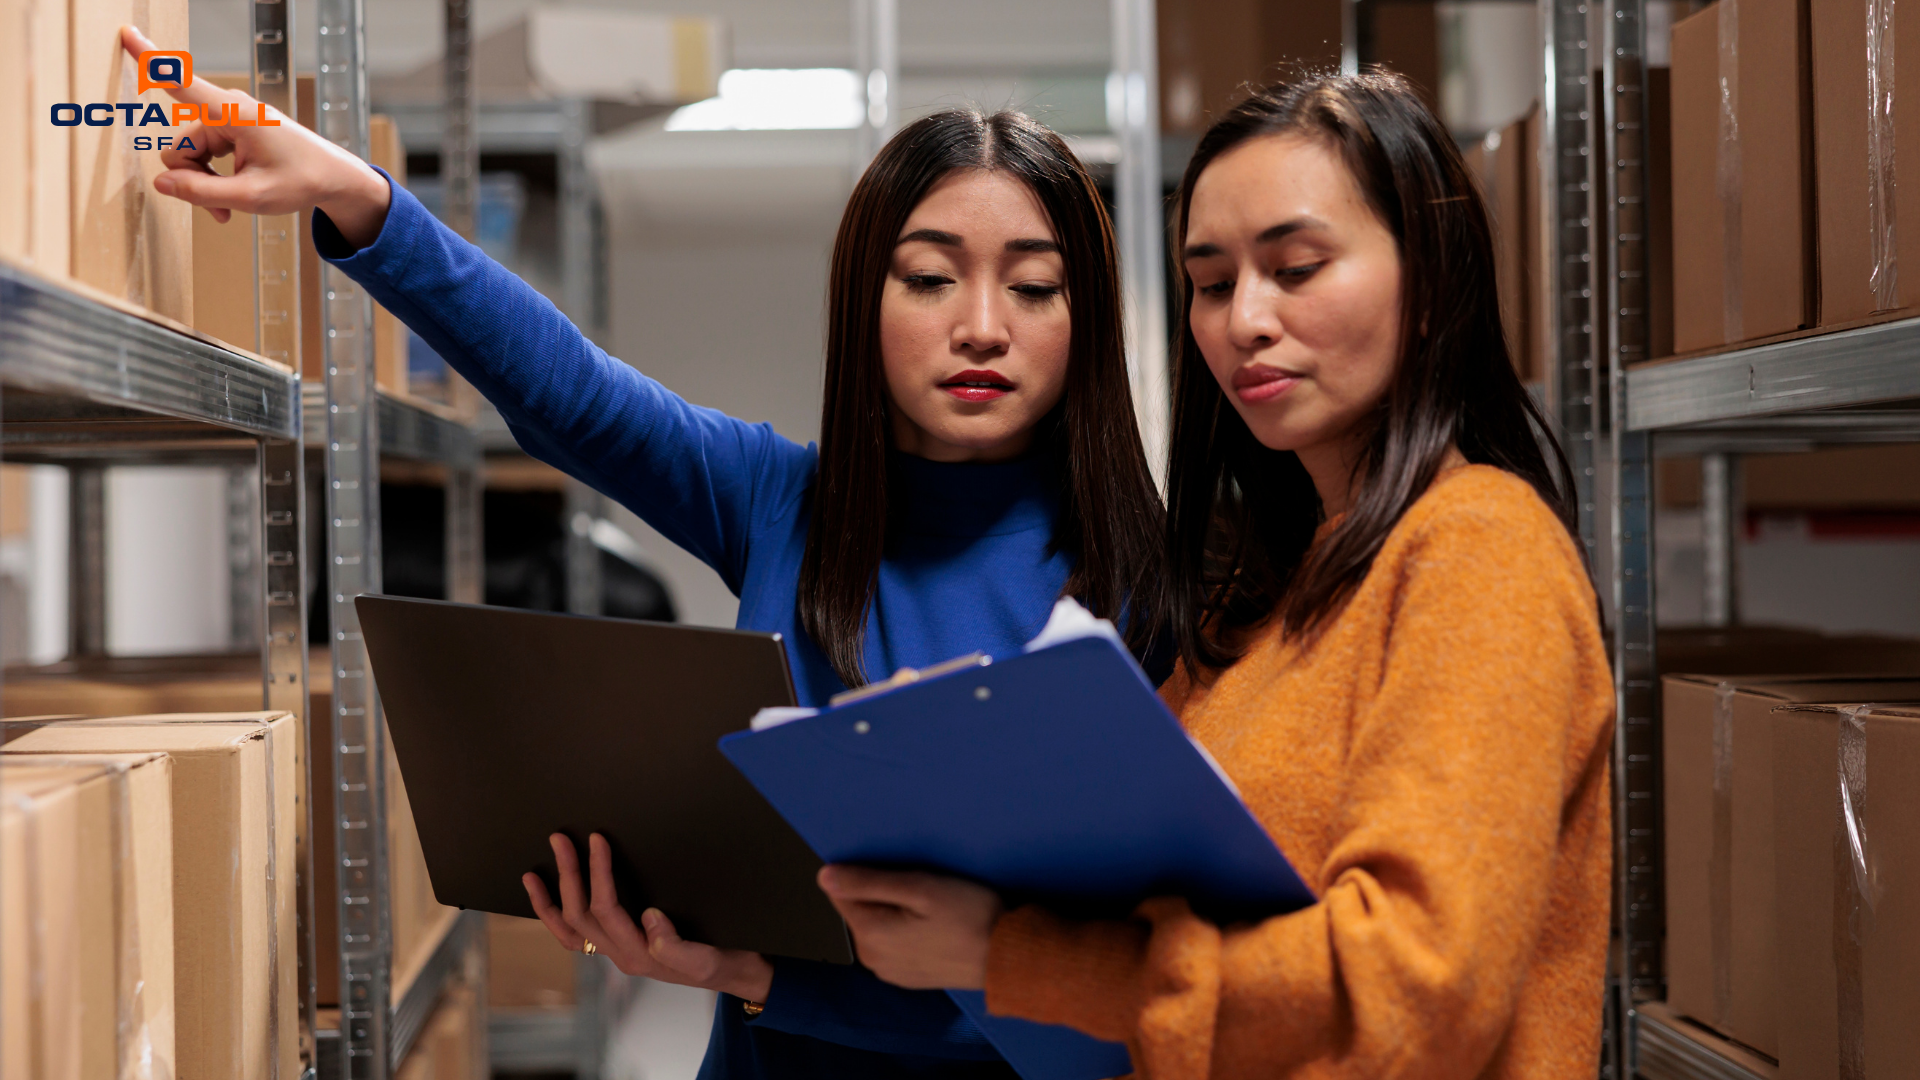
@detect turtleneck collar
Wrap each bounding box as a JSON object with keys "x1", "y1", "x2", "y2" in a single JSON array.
[{"x1": 888, "y1": 449, "x2": 1060, "y2": 539}]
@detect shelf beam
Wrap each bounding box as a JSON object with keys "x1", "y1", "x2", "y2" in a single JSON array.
[
  {"x1": 1628, "y1": 317, "x2": 1920, "y2": 430},
  {"x1": 0, "y1": 265, "x2": 298, "y2": 440}
]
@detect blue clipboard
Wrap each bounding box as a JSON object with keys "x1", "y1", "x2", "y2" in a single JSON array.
[{"x1": 719, "y1": 632, "x2": 1314, "y2": 1080}]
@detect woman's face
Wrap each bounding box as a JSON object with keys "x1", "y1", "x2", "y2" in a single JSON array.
[
  {"x1": 880, "y1": 169, "x2": 1072, "y2": 463},
  {"x1": 1182, "y1": 134, "x2": 1403, "y2": 462}
]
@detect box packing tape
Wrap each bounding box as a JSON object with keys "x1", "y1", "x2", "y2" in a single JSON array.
[
  {"x1": 1832, "y1": 705, "x2": 1877, "y2": 1080},
  {"x1": 1709, "y1": 681, "x2": 1735, "y2": 1031},
  {"x1": 6, "y1": 755, "x2": 165, "y2": 1079},
  {"x1": 1867, "y1": 0, "x2": 1900, "y2": 309},
  {"x1": 1718, "y1": 0, "x2": 1745, "y2": 342}
]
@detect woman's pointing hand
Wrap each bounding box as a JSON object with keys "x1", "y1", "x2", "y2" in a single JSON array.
[{"x1": 120, "y1": 23, "x2": 391, "y2": 247}]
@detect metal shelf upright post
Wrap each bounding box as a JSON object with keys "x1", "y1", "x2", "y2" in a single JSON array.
[{"x1": 308, "y1": 0, "x2": 487, "y2": 1074}]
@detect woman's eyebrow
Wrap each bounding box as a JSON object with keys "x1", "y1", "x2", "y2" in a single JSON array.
[
  {"x1": 1006, "y1": 237, "x2": 1060, "y2": 254},
  {"x1": 897, "y1": 228, "x2": 962, "y2": 247},
  {"x1": 1184, "y1": 217, "x2": 1330, "y2": 261}
]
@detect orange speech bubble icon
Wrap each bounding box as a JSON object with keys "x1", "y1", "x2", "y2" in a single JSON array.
[{"x1": 137, "y1": 50, "x2": 192, "y2": 95}]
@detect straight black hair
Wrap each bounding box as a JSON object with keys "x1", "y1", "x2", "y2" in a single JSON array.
[
  {"x1": 799, "y1": 109, "x2": 1166, "y2": 687},
  {"x1": 1164, "y1": 72, "x2": 1579, "y2": 676}
]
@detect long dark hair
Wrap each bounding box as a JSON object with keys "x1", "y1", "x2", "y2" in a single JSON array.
[
  {"x1": 798, "y1": 109, "x2": 1165, "y2": 687},
  {"x1": 1164, "y1": 72, "x2": 1578, "y2": 676}
]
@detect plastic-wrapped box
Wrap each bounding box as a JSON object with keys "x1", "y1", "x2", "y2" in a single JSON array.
[
  {"x1": 1773, "y1": 701, "x2": 1920, "y2": 1078},
  {"x1": 0, "y1": 752, "x2": 175, "y2": 1079},
  {"x1": 5, "y1": 714, "x2": 300, "y2": 1080},
  {"x1": 1664, "y1": 675, "x2": 1920, "y2": 1058}
]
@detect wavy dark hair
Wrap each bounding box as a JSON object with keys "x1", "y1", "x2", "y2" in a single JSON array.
[
  {"x1": 1164, "y1": 72, "x2": 1578, "y2": 676},
  {"x1": 798, "y1": 109, "x2": 1166, "y2": 687}
]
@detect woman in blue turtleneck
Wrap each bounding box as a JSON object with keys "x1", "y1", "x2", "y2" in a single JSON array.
[{"x1": 128, "y1": 32, "x2": 1169, "y2": 1075}]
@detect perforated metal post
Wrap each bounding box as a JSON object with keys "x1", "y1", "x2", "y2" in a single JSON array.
[
  {"x1": 1604, "y1": 0, "x2": 1659, "y2": 1071},
  {"x1": 445, "y1": 460, "x2": 482, "y2": 605},
  {"x1": 66, "y1": 464, "x2": 106, "y2": 657},
  {"x1": 228, "y1": 465, "x2": 262, "y2": 651},
  {"x1": 1700, "y1": 452, "x2": 1738, "y2": 626},
  {"x1": 314, "y1": 0, "x2": 390, "y2": 1074},
  {"x1": 1109, "y1": 0, "x2": 1171, "y2": 485},
  {"x1": 252, "y1": 0, "x2": 301, "y2": 374},
  {"x1": 259, "y1": 437, "x2": 314, "y2": 1074},
  {"x1": 559, "y1": 98, "x2": 597, "y2": 332},
  {"x1": 565, "y1": 479, "x2": 602, "y2": 617},
  {"x1": 852, "y1": 0, "x2": 899, "y2": 170},
  {"x1": 1542, "y1": 0, "x2": 1597, "y2": 563},
  {"x1": 442, "y1": 0, "x2": 477, "y2": 242}
]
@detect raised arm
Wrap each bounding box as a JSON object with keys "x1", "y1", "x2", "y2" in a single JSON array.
[
  {"x1": 122, "y1": 25, "x2": 805, "y2": 587},
  {"x1": 313, "y1": 176, "x2": 808, "y2": 586}
]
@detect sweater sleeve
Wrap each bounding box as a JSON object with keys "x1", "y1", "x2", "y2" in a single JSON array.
[
  {"x1": 983, "y1": 498, "x2": 1605, "y2": 1079},
  {"x1": 314, "y1": 171, "x2": 810, "y2": 592}
]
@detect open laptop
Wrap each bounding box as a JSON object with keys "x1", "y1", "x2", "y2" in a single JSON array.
[{"x1": 356, "y1": 594, "x2": 852, "y2": 964}]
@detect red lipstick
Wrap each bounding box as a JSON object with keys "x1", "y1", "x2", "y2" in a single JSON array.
[
  {"x1": 940, "y1": 368, "x2": 1015, "y2": 403},
  {"x1": 1231, "y1": 364, "x2": 1301, "y2": 405}
]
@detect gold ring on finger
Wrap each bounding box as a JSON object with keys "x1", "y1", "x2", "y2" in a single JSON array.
[{"x1": 583, "y1": 939, "x2": 597, "y2": 955}]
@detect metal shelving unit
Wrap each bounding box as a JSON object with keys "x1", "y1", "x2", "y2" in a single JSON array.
[
  {"x1": 1549, "y1": 0, "x2": 1920, "y2": 1073},
  {"x1": 0, "y1": 262, "x2": 315, "y2": 1060}
]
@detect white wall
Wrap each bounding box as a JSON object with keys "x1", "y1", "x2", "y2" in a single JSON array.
[
  {"x1": 106, "y1": 468, "x2": 235, "y2": 655},
  {"x1": 595, "y1": 127, "x2": 850, "y2": 627}
]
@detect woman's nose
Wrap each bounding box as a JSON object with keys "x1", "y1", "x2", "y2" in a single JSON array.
[
  {"x1": 1227, "y1": 279, "x2": 1283, "y2": 351},
  {"x1": 951, "y1": 284, "x2": 1012, "y2": 354}
]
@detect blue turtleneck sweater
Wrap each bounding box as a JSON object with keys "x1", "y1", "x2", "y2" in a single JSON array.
[{"x1": 318, "y1": 175, "x2": 1083, "y2": 1079}]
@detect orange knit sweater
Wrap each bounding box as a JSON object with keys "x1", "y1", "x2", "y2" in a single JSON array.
[{"x1": 984, "y1": 465, "x2": 1615, "y2": 1079}]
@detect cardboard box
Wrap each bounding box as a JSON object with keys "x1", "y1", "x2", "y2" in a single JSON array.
[
  {"x1": 0, "y1": 753, "x2": 175, "y2": 1080},
  {"x1": 1810, "y1": 0, "x2": 1920, "y2": 323},
  {"x1": 25, "y1": 0, "x2": 69, "y2": 274},
  {"x1": 1773, "y1": 701, "x2": 1920, "y2": 1078},
  {"x1": 1664, "y1": 675, "x2": 1920, "y2": 1056},
  {"x1": 190, "y1": 74, "x2": 260, "y2": 352},
  {"x1": 1670, "y1": 0, "x2": 1812, "y2": 352},
  {"x1": 488, "y1": 913, "x2": 577, "y2": 1009},
  {"x1": 394, "y1": 984, "x2": 482, "y2": 1080},
  {"x1": 1156, "y1": 0, "x2": 1343, "y2": 132},
  {"x1": 370, "y1": 115, "x2": 411, "y2": 396},
  {"x1": 69, "y1": 0, "x2": 192, "y2": 323},
  {"x1": 3, "y1": 714, "x2": 301, "y2": 1080},
  {"x1": 0, "y1": 0, "x2": 29, "y2": 262}
]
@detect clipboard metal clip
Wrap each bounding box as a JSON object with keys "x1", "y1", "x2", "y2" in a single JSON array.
[{"x1": 829, "y1": 652, "x2": 991, "y2": 707}]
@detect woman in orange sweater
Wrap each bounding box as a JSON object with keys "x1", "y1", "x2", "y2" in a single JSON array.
[{"x1": 814, "y1": 72, "x2": 1616, "y2": 1079}]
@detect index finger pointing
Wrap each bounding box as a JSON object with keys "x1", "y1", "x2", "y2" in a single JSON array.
[{"x1": 120, "y1": 24, "x2": 231, "y2": 106}]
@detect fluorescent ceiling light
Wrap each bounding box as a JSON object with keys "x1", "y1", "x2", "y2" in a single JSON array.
[{"x1": 666, "y1": 69, "x2": 865, "y2": 131}]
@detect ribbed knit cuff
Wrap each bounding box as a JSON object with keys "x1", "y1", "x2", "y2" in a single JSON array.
[{"x1": 984, "y1": 904, "x2": 1148, "y2": 1044}]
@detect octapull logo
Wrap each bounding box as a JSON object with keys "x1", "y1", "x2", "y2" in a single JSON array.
[
  {"x1": 49, "y1": 49, "x2": 280, "y2": 150},
  {"x1": 137, "y1": 50, "x2": 192, "y2": 94}
]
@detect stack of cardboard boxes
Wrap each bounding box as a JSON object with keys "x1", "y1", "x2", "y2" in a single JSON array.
[
  {"x1": 0, "y1": 0, "x2": 194, "y2": 329},
  {"x1": 1, "y1": 713, "x2": 301, "y2": 1080},
  {"x1": 1660, "y1": 629, "x2": 1920, "y2": 1075},
  {"x1": 0, "y1": 657, "x2": 464, "y2": 1068},
  {"x1": 1670, "y1": 0, "x2": 1920, "y2": 353}
]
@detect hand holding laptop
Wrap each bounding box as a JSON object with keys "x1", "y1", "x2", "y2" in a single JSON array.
[{"x1": 523, "y1": 831, "x2": 775, "y2": 1002}]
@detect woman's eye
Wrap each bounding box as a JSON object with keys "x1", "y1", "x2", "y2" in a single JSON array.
[
  {"x1": 903, "y1": 273, "x2": 953, "y2": 293},
  {"x1": 1195, "y1": 279, "x2": 1234, "y2": 298},
  {"x1": 1012, "y1": 283, "x2": 1062, "y2": 302},
  {"x1": 1278, "y1": 262, "x2": 1323, "y2": 281}
]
